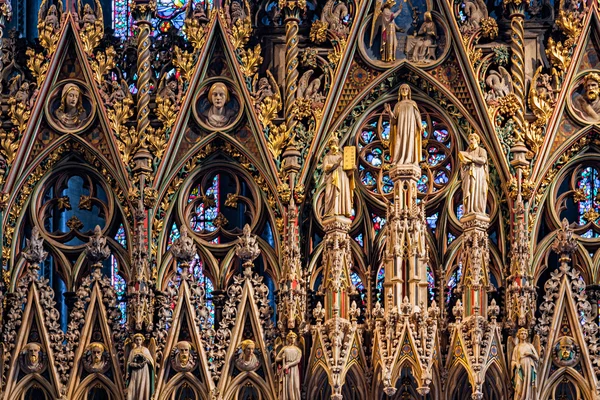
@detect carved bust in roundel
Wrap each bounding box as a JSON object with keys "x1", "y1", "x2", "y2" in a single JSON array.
[
  {"x1": 83, "y1": 342, "x2": 110, "y2": 373},
  {"x1": 552, "y1": 336, "x2": 580, "y2": 367},
  {"x1": 170, "y1": 341, "x2": 197, "y2": 372},
  {"x1": 53, "y1": 83, "x2": 90, "y2": 129},
  {"x1": 19, "y1": 342, "x2": 47, "y2": 374}
]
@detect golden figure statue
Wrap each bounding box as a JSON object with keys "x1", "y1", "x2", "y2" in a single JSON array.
[{"x1": 370, "y1": 0, "x2": 402, "y2": 62}]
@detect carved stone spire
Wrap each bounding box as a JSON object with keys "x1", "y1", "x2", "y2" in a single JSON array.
[{"x1": 128, "y1": 200, "x2": 153, "y2": 332}]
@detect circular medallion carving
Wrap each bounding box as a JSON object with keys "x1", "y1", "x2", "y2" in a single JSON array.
[
  {"x1": 193, "y1": 79, "x2": 243, "y2": 131},
  {"x1": 170, "y1": 341, "x2": 197, "y2": 372},
  {"x1": 45, "y1": 80, "x2": 95, "y2": 133},
  {"x1": 19, "y1": 342, "x2": 47, "y2": 374},
  {"x1": 552, "y1": 336, "x2": 580, "y2": 367},
  {"x1": 568, "y1": 70, "x2": 600, "y2": 125},
  {"x1": 83, "y1": 342, "x2": 110, "y2": 373}
]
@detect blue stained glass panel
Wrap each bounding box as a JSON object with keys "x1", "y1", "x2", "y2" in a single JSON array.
[
  {"x1": 354, "y1": 234, "x2": 364, "y2": 247},
  {"x1": 190, "y1": 175, "x2": 220, "y2": 233},
  {"x1": 111, "y1": 224, "x2": 127, "y2": 325},
  {"x1": 576, "y1": 167, "x2": 600, "y2": 225},
  {"x1": 426, "y1": 213, "x2": 438, "y2": 231},
  {"x1": 446, "y1": 264, "x2": 462, "y2": 304},
  {"x1": 447, "y1": 232, "x2": 456, "y2": 244},
  {"x1": 372, "y1": 214, "x2": 387, "y2": 235}
]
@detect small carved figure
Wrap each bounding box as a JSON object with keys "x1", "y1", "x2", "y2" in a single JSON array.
[
  {"x1": 485, "y1": 67, "x2": 513, "y2": 102},
  {"x1": 106, "y1": 80, "x2": 129, "y2": 106},
  {"x1": 321, "y1": 0, "x2": 350, "y2": 38},
  {"x1": 54, "y1": 83, "x2": 88, "y2": 129},
  {"x1": 298, "y1": 70, "x2": 325, "y2": 109},
  {"x1": 202, "y1": 82, "x2": 236, "y2": 128},
  {"x1": 460, "y1": 0, "x2": 487, "y2": 33},
  {"x1": 253, "y1": 78, "x2": 274, "y2": 109},
  {"x1": 511, "y1": 328, "x2": 538, "y2": 400},
  {"x1": 408, "y1": 12, "x2": 437, "y2": 62},
  {"x1": 235, "y1": 339, "x2": 260, "y2": 372},
  {"x1": 126, "y1": 334, "x2": 154, "y2": 400},
  {"x1": 459, "y1": 132, "x2": 488, "y2": 214},
  {"x1": 170, "y1": 341, "x2": 196, "y2": 372},
  {"x1": 275, "y1": 331, "x2": 302, "y2": 400},
  {"x1": 370, "y1": 0, "x2": 403, "y2": 62},
  {"x1": 158, "y1": 77, "x2": 180, "y2": 105},
  {"x1": 573, "y1": 72, "x2": 600, "y2": 122},
  {"x1": 43, "y1": 4, "x2": 60, "y2": 32},
  {"x1": 226, "y1": 0, "x2": 246, "y2": 26},
  {"x1": 80, "y1": 3, "x2": 96, "y2": 29},
  {"x1": 323, "y1": 137, "x2": 354, "y2": 218},
  {"x1": 83, "y1": 342, "x2": 109, "y2": 373},
  {"x1": 192, "y1": 0, "x2": 209, "y2": 22},
  {"x1": 552, "y1": 336, "x2": 580, "y2": 367},
  {"x1": 20, "y1": 342, "x2": 46, "y2": 374},
  {"x1": 385, "y1": 84, "x2": 423, "y2": 166}
]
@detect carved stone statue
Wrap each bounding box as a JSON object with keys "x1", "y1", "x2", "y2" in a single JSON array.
[
  {"x1": 126, "y1": 334, "x2": 154, "y2": 400},
  {"x1": 460, "y1": 0, "x2": 487, "y2": 33},
  {"x1": 370, "y1": 0, "x2": 402, "y2": 62},
  {"x1": 44, "y1": 5, "x2": 60, "y2": 31},
  {"x1": 83, "y1": 342, "x2": 109, "y2": 373},
  {"x1": 573, "y1": 72, "x2": 600, "y2": 122},
  {"x1": 485, "y1": 67, "x2": 513, "y2": 103},
  {"x1": 19, "y1": 342, "x2": 46, "y2": 374},
  {"x1": 511, "y1": 328, "x2": 538, "y2": 400},
  {"x1": 385, "y1": 84, "x2": 423, "y2": 166},
  {"x1": 459, "y1": 133, "x2": 488, "y2": 214},
  {"x1": 202, "y1": 82, "x2": 236, "y2": 128},
  {"x1": 54, "y1": 83, "x2": 88, "y2": 129},
  {"x1": 275, "y1": 331, "x2": 302, "y2": 400},
  {"x1": 321, "y1": 0, "x2": 350, "y2": 38},
  {"x1": 235, "y1": 339, "x2": 260, "y2": 372},
  {"x1": 408, "y1": 12, "x2": 437, "y2": 62},
  {"x1": 81, "y1": 3, "x2": 97, "y2": 29},
  {"x1": 323, "y1": 138, "x2": 354, "y2": 218},
  {"x1": 170, "y1": 341, "x2": 196, "y2": 372}
]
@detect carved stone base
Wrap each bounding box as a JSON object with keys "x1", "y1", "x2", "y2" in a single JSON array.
[
  {"x1": 389, "y1": 164, "x2": 421, "y2": 182},
  {"x1": 323, "y1": 215, "x2": 352, "y2": 232},
  {"x1": 460, "y1": 213, "x2": 490, "y2": 231}
]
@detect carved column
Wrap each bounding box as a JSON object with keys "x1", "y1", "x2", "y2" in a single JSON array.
[
  {"x1": 384, "y1": 163, "x2": 428, "y2": 310},
  {"x1": 133, "y1": 0, "x2": 154, "y2": 139},
  {"x1": 279, "y1": 0, "x2": 306, "y2": 132},
  {"x1": 504, "y1": 0, "x2": 526, "y2": 145}
]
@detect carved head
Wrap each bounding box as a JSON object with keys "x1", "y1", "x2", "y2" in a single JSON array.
[
  {"x1": 240, "y1": 339, "x2": 256, "y2": 361},
  {"x1": 424, "y1": 11, "x2": 432, "y2": 22},
  {"x1": 468, "y1": 132, "x2": 481, "y2": 149},
  {"x1": 286, "y1": 331, "x2": 297, "y2": 345},
  {"x1": 398, "y1": 84, "x2": 411, "y2": 100},
  {"x1": 383, "y1": 0, "x2": 395, "y2": 9},
  {"x1": 132, "y1": 333, "x2": 145, "y2": 347},
  {"x1": 208, "y1": 82, "x2": 229, "y2": 109},
  {"x1": 25, "y1": 343, "x2": 41, "y2": 365},
  {"x1": 583, "y1": 73, "x2": 600, "y2": 102},
  {"x1": 168, "y1": 80, "x2": 178, "y2": 91},
  {"x1": 328, "y1": 137, "x2": 339, "y2": 154},
  {"x1": 48, "y1": 5, "x2": 57, "y2": 16},
  {"x1": 559, "y1": 336, "x2": 574, "y2": 360},
  {"x1": 176, "y1": 341, "x2": 191, "y2": 365},
  {"x1": 517, "y1": 327, "x2": 528, "y2": 341},
  {"x1": 59, "y1": 83, "x2": 83, "y2": 115},
  {"x1": 258, "y1": 77, "x2": 269, "y2": 89},
  {"x1": 89, "y1": 342, "x2": 105, "y2": 365},
  {"x1": 83, "y1": 3, "x2": 93, "y2": 15},
  {"x1": 20, "y1": 342, "x2": 46, "y2": 374}
]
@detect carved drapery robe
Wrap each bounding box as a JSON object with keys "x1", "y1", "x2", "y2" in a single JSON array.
[
  {"x1": 390, "y1": 98, "x2": 422, "y2": 166},
  {"x1": 460, "y1": 146, "x2": 488, "y2": 214},
  {"x1": 512, "y1": 341, "x2": 538, "y2": 400},
  {"x1": 323, "y1": 151, "x2": 353, "y2": 217}
]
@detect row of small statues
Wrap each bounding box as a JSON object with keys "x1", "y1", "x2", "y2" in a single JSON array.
[
  {"x1": 323, "y1": 84, "x2": 488, "y2": 218},
  {"x1": 19, "y1": 331, "x2": 303, "y2": 400}
]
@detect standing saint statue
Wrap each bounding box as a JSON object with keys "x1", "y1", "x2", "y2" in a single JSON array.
[
  {"x1": 459, "y1": 132, "x2": 488, "y2": 214},
  {"x1": 385, "y1": 84, "x2": 423, "y2": 166},
  {"x1": 126, "y1": 334, "x2": 154, "y2": 400},
  {"x1": 511, "y1": 328, "x2": 538, "y2": 400},
  {"x1": 275, "y1": 331, "x2": 302, "y2": 400},
  {"x1": 323, "y1": 138, "x2": 354, "y2": 218}
]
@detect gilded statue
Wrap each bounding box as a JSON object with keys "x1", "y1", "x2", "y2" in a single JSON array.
[
  {"x1": 408, "y1": 12, "x2": 437, "y2": 62},
  {"x1": 370, "y1": 0, "x2": 402, "y2": 62},
  {"x1": 235, "y1": 339, "x2": 260, "y2": 372},
  {"x1": 126, "y1": 334, "x2": 155, "y2": 400},
  {"x1": 573, "y1": 72, "x2": 600, "y2": 122},
  {"x1": 202, "y1": 82, "x2": 236, "y2": 128},
  {"x1": 83, "y1": 342, "x2": 109, "y2": 373},
  {"x1": 323, "y1": 138, "x2": 354, "y2": 218},
  {"x1": 19, "y1": 342, "x2": 46, "y2": 374},
  {"x1": 275, "y1": 331, "x2": 302, "y2": 400},
  {"x1": 170, "y1": 341, "x2": 196, "y2": 372},
  {"x1": 511, "y1": 328, "x2": 538, "y2": 400},
  {"x1": 459, "y1": 133, "x2": 488, "y2": 214},
  {"x1": 385, "y1": 84, "x2": 423, "y2": 166},
  {"x1": 54, "y1": 83, "x2": 88, "y2": 129}
]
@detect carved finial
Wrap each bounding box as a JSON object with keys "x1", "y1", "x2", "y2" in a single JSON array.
[
  {"x1": 349, "y1": 300, "x2": 360, "y2": 322},
  {"x1": 452, "y1": 300, "x2": 464, "y2": 319},
  {"x1": 171, "y1": 227, "x2": 196, "y2": 264},
  {"x1": 23, "y1": 227, "x2": 47, "y2": 266},
  {"x1": 313, "y1": 301, "x2": 325, "y2": 324},
  {"x1": 551, "y1": 218, "x2": 577, "y2": 256},
  {"x1": 85, "y1": 225, "x2": 111, "y2": 266},
  {"x1": 487, "y1": 298, "x2": 500, "y2": 322},
  {"x1": 235, "y1": 224, "x2": 260, "y2": 264},
  {"x1": 372, "y1": 301, "x2": 384, "y2": 319}
]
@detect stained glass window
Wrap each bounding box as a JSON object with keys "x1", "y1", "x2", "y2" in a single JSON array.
[
  {"x1": 372, "y1": 213, "x2": 386, "y2": 235},
  {"x1": 447, "y1": 232, "x2": 456, "y2": 245},
  {"x1": 113, "y1": 0, "x2": 133, "y2": 38},
  {"x1": 426, "y1": 212, "x2": 439, "y2": 232},
  {"x1": 190, "y1": 175, "x2": 220, "y2": 235},
  {"x1": 354, "y1": 233, "x2": 364, "y2": 247},
  {"x1": 376, "y1": 267, "x2": 385, "y2": 302},
  {"x1": 350, "y1": 271, "x2": 366, "y2": 301},
  {"x1": 111, "y1": 224, "x2": 127, "y2": 324},
  {"x1": 446, "y1": 263, "x2": 462, "y2": 304},
  {"x1": 427, "y1": 265, "x2": 435, "y2": 301},
  {"x1": 575, "y1": 166, "x2": 600, "y2": 238},
  {"x1": 167, "y1": 222, "x2": 180, "y2": 250},
  {"x1": 456, "y1": 204, "x2": 464, "y2": 220}
]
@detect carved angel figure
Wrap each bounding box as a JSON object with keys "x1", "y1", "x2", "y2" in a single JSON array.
[
  {"x1": 511, "y1": 328, "x2": 538, "y2": 400},
  {"x1": 298, "y1": 70, "x2": 325, "y2": 111},
  {"x1": 226, "y1": 0, "x2": 247, "y2": 26},
  {"x1": 39, "y1": 0, "x2": 62, "y2": 32},
  {"x1": 485, "y1": 66, "x2": 513, "y2": 102},
  {"x1": 275, "y1": 331, "x2": 302, "y2": 400},
  {"x1": 9, "y1": 75, "x2": 35, "y2": 109},
  {"x1": 321, "y1": 0, "x2": 350, "y2": 38},
  {"x1": 460, "y1": 0, "x2": 487, "y2": 33},
  {"x1": 126, "y1": 334, "x2": 155, "y2": 400},
  {"x1": 78, "y1": 0, "x2": 102, "y2": 29},
  {"x1": 370, "y1": 0, "x2": 402, "y2": 62}
]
